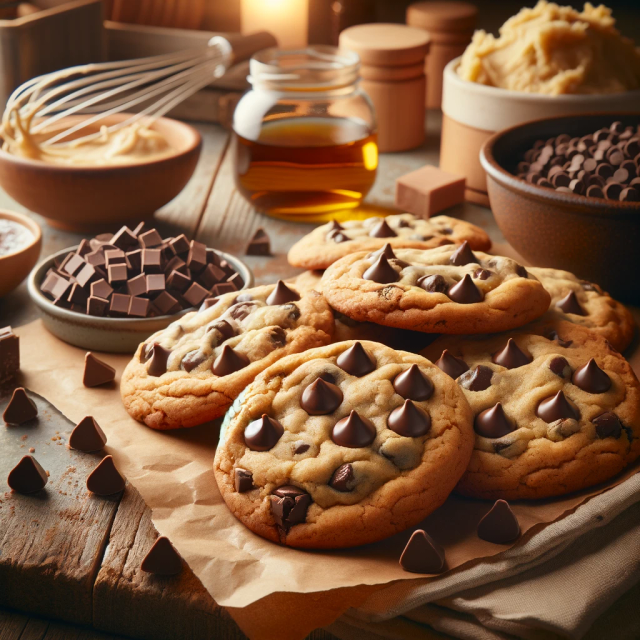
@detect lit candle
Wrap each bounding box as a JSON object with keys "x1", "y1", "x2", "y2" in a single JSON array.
[{"x1": 241, "y1": 0, "x2": 309, "y2": 50}]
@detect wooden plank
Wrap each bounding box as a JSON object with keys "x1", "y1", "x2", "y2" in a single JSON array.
[
  {"x1": 0, "y1": 609, "x2": 29, "y2": 640},
  {"x1": 16, "y1": 618, "x2": 48, "y2": 640},
  {"x1": 0, "y1": 391, "x2": 120, "y2": 626}
]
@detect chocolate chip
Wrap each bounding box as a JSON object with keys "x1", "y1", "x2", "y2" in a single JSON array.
[
  {"x1": 269, "y1": 326, "x2": 287, "y2": 347},
  {"x1": 435, "y1": 349, "x2": 469, "y2": 379},
  {"x1": 492, "y1": 339, "x2": 531, "y2": 369},
  {"x1": 83, "y1": 352, "x2": 115, "y2": 387},
  {"x1": 69, "y1": 416, "x2": 107, "y2": 452},
  {"x1": 266, "y1": 281, "x2": 300, "y2": 305},
  {"x1": 329, "y1": 463, "x2": 355, "y2": 491},
  {"x1": 586, "y1": 185, "x2": 604, "y2": 198},
  {"x1": 146, "y1": 344, "x2": 171, "y2": 377},
  {"x1": 229, "y1": 301, "x2": 257, "y2": 320},
  {"x1": 8, "y1": 455, "x2": 48, "y2": 493},
  {"x1": 620, "y1": 187, "x2": 640, "y2": 202},
  {"x1": 293, "y1": 441, "x2": 310, "y2": 455},
  {"x1": 458, "y1": 365, "x2": 493, "y2": 391},
  {"x1": 399, "y1": 530, "x2": 445, "y2": 574},
  {"x1": 328, "y1": 231, "x2": 349, "y2": 243},
  {"x1": 388, "y1": 400, "x2": 431, "y2": 437},
  {"x1": 369, "y1": 243, "x2": 396, "y2": 261},
  {"x1": 449, "y1": 241, "x2": 478, "y2": 266},
  {"x1": 475, "y1": 403, "x2": 514, "y2": 438},
  {"x1": 270, "y1": 486, "x2": 312, "y2": 531},
  {"x1": 327, "y1": 220, "x2": 344, "y2": 232},
  {"x1": 212, "y1": 345, "x2": 250, "y2": 376},
  {"x1": 549, "y1": 356, "x2": 571, "y2": 378},
  {"x1": 336, "y1": 342, "x2": 376, "y2": 376},
  {"x1": 418, "y1": 274, "x2": 447, "y2": 293},
  {"x1": 473, "y1": 268, "x2": 493, "y2": 280},
  {"x1": 448, "y1": 274, "x2": 483, "y2": 304},
  {"x1": 368, "y1": 219, "x2": 397, "y2": 238},
  {"x1": 244, "y1": 414, "x2": 284, "y2": 451},
  {"x1": 547, "y1": 330, "x2": 573, "y2": 348},
  {"x1": 604, "y1": 182, "x2": 623, "y2": 200},
  {"x1": 393, "y1": 364, "x2": 434, "y2": 401},
  {"x1": 87, "y1": 455, "x2": 126, "y2": 495},
  {"x1": 246, "y1": 228, "x2": 271, "y2": 256},
  {"x1": 477, "y1": 500, "x2": 520, "y2": 544},
  {"x1": 301, "y1": 378, "x2": 343, "y2": 415},
  {"x1": 207, "y1": 319, "x2": 235, "y2": 342},
  {"x1": 140, "y1": 536, "x2": 182, "y2": 575},
  {"x1": 3, "y1": 387, "x2": 37, "y2": 424},
  {"x1": 331, "y1": 410, "x2": 376, "y2": 447},
  {"x1": 234, "y1": 468, "x2": 254, "y2": 493},
  {"x1": 536, "y1": 391, "x2": 580, "y2": 423},
  {"x1": 592, "y1": 412, "x2": 622, "y2": 439},
  {"x1": 362, "y1": 253, "x2": 400, "y2": 284},
  {"x1": 557, "y1": 290, "x2": 586, "y2": 315},
  {"x1": 180, "y1": 349, "x2": 208, "y2": 373},
  {"x1": 572, "y1": 358, "x2": 611, "y2": 393}
]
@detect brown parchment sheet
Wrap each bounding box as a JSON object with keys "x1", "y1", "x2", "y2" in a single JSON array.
[{"x1": 13, "y1": 318, "x2": 640, "y2": 639}]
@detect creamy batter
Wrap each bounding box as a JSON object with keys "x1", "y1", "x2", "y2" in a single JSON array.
[{"x1": 458, "y1": 2, "x2": 640, "y2": 95}]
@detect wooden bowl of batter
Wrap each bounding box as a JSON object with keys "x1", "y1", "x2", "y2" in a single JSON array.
[{"x1": 0, "y1": 113, "x2": 201, "y2": 230}]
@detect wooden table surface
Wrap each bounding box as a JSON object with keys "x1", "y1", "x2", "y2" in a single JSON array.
[{"x1": 0, "y1": 112, "x2": 505, "y2": 640}]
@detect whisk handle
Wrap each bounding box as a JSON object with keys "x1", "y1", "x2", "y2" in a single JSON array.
[{"x1": 226, "y1": 31, "x2": 278, "y2": 63}]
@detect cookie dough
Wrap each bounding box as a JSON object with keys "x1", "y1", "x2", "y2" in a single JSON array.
[
  {"x1": 458, "y1": 2, "x2": 640, "y2": 95},
  {"x1": 214, "y1": 340, "x2": 474, "y2": 548},
  {"x1": 121, "y1": 282, "x2": 334, "y2": 430},
  {"x1": 287, "y1": 213, "x2": 491, "y2": 271},
  {"x1": 423, "y1": 321, "x2": 640, "y2": 499},
  {"x1": 530, "y1": 267, "x2": 635, "y2": 352},
  {"x1": 321, "y1": 243, "x2": 550, "y2": 334}
]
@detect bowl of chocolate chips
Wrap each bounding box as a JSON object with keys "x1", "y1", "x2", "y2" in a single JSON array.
[
  {"x1": 28, "y1": 223, "x2": 253, "y2": 352},
  {"x1": 481, "y1": 113, "x2": 640, "y2": 304}
]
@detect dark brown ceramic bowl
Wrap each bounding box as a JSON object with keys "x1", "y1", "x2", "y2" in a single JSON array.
[{"x1": 480, "y1": 113, "x2": 640, "y2": 304}]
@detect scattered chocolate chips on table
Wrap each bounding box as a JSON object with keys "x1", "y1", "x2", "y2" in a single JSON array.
[
  {"x1": 516, "y1": 122, "x2": 640, "y2": 201},
  {"x1": 86, "y1": 455, "x2": 126, "y2": 495},
  {"x1": 400, "y1": 529, "x2": 446, "y2": 574},
  {"x1": 477, "y1": 500, "x2": 520, "y2": 544},
  {"x1": 3, "y1": 387, "x2": 38, "y2": 424},
  {"x1": 246, "y1": 227, "x2": 271, "y2": 256},
  {"x1": 69, "y1": 416, "x2": 108, "y2": 452},
  {"x1": 39, "y1": 223, "x2": 245, "y2": 318},
  {"x1": 141, "y1": 536, "x2": 183, "y2": 576},
  {"x1": 7, "y1": 455, "x2": 48, "y2": 494},
  {"x1": 0, "y1": 326, "x2": 19, "y2": 387},
  {"x1": 83, "y1": 352, "x2": 116, "y2": 387}
]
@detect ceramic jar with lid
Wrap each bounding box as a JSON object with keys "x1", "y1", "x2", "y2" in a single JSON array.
[
  {"x1": 339, "y1": 23, "x2": 430, "y2": 153},
  {"x1": 406, "y1": 1, "x2": 477, "y2": 109}
]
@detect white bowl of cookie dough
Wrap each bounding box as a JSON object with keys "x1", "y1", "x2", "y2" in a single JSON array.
[
  {"x1": 440, "y1": 58, "x2": 640, "y2": 206},
  {"x1": 28, "y1": 246, "x2": 254, "y2": 353}
]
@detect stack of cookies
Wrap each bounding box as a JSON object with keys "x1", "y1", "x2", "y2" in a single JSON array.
[{"x1": 121, "y1": 213, "x2": 639, "y2": 559}]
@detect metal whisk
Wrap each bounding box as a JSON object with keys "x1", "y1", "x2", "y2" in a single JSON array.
[{"x1": 1, "y1": 31, "x2": 275, "y2": 148}]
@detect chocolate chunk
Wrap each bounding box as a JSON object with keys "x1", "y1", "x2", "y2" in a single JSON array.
[
  {"x1": 604, "y1": 182, "x2": 623, "y2": 200},
  {"x1": 141, "y1": 536, "x2": 182, "y2": 575},
  {"x1": 293, "y1": 441, "x2": 310, "y2": 455},
  {"x1": 164, "y1": 256, "x2": 187, "y2": 276},
  {"x1": 557, "y1": 290, "x2": 586, "y2": 315},
  {"x1": 229, "y1": 301, "x2": 257, "y2": 320},
  {"x1": 83, "y1": 352, "x2": 115, "y2": 387},
  {"x1": 246, "y1": 228, "x2": 271, "y2": 256},
  {"x1": 399, "y1": 530, "x2": 445, "y2": 574},
  {"x1": 418, "y1": 274, "x2": 447, "y2": 293},
  {"x1": 475, "y1": 403, "x2": 514, "y2": 438},
  {"x1": 199, "y1": 263, "x2": 225, "y2": 289},
  {"x1": 620, "y1": 187, "x2": 640, "y2": 202},
  {"x1": 111, "y1": 226, "x2": 138, "y2": 250},
  {"x1": 388, "y1": 400, "x2": 431, "y2": 437},
  {"x1": 212, "y1": 345, "x2": 249, "y2": 376},
  {"x1": 183, "y1": 282, "x2": 209, "y2": 307},
  {"x1": 105, "y1": 248, "x2": 126, "y2": 266},
  {"x1": 329, "y1": 463, "x2": 355, "y2": 492},
  {"x1": 435, "y1": 349, "x2": 469, "y2": 379},
  {"x1": 0, "y1": 326, "x2": 19, "y2": 385},
  {"x1": 109, "y1": 293, "x2": 131, "y2": 316},
  {"x1": 153, "y1": 291, "x2": 180, "y2": 315},
  {"x1": 572, "y1": 358, "x2": 611, "y2": 393},
  {"x1": 234, "y1": 468, "x2": 254, "y2": 493},
  {"x1": 169, "y1": 234, "x2": 190, "y2": 256},
  {"x1": 549, "y1": 356, "x2": 571, "y2": 378},
  {"x1": 63, "y1": 253, "x2": 86, "y2": 277},
  {"x1": 146, "y1": 273, "x2": 166, "y2": 295},
  {"x1": 593, "y1": 412, "x2": 622, "y2": 439},
  {"x1": 208, "y1": 319, "x2": 235, "y2": 342},
  {"x1": 363, "y1": 255, "x2": 399, "y2": 284},
  {"x1": 125, "y1": 274, "x2": 146, "y2": 297},
  {"x1": 8, "y1": 455, "x2": 48, "y2": 493},
  {"x1": 336, "y1": 342, "x2": 376, "y2": 376},
  {"x1": 270, "y1": 486, "x2": 312, "y2": 531},
  {"x1": 586, "y1": 185, "x2": 604, "y2": 198},
  {"x1": 301, "y1": 378, "x2": 343, "y2": 415},
  {"x1": 139, "y1": 228, "x2": 163, "y2": 248},
  {"x1": 449, "y1": 241, "x2": 478, "y2": 266},
  {"x1": 227, "y1": 273, "x2": 245, "y2": 290},
  {"x1": 266, "y1": 281, "x2": 300, "y2": 306},
  {"x1": 536, "y1": 391, "x2": 580, "y2": 422},
  {"x1": 126, "y1": 249, "x2": 142, "y2": 272},
  {"x1": 86, "y1": 296, "x2": 109, "y2": 317},
  {"x1": 69, "y1": 416, "x2": 107, "y2": 452},
  {"x1": 458, "y1": 365, "x2": 493, "y2": 391},
  {"x1": 492, "y1": 339, "x2": 532, "y2": 369},
  {"x1": 87, "y1": 455, "x2": 126, "y2": 495},
  {"x1": 393, "y1": 364, "x2": 434, "y2": 401},
  {"x1": 369, "y1": 219, "x2": 397, "y2": 238},
  {"x1": 180, "y1": 349, "x2": 208, "y2": 372},
  {"x1": 41, "y1": 272, "x2": 71, "y2": 300},
  {"x1": 332, "y1": 410, "x2": 376, "y2": 448},
  {"x1": 199, "y1": 297, "x2": 219, "y2": 312},
  {"x1": 128, "y1": 296, "x2": 150, "y2": 318},
  {"x1": 448, "y1": 274, "x2": 483, "y2": 304},
  {"x1": 477, "y1": 500, "x2": 520, "y2": 544},
  {"x1": 3, "y1": 387, "x2": 38, "y2": 424},
  {"x1": 142, "y1": 248, "x2": 163, "y2": 274},
  {"x1": 244, "y1": 414, "x2": 284, "y2": 451},
  {"x1": 187, "y1": 240, "x2": 207, "y2": 273},
  {"x1": 146, "y1": 344, "x2": 171, "y2": 377},
  {"x1": 166, "y1": 270, "x2": 191, "y2": 294}
]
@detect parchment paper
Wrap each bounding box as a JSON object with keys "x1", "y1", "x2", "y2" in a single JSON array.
[{"x1": 13, "y1": 319, "x2": 640, "y2": 640}]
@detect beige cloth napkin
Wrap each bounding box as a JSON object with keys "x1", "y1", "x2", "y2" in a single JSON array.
[{"x1": 328, "y1": 471, "x2": 640, "y2": 640}]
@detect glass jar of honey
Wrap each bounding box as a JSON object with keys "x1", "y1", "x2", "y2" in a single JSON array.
[{"x1": 232, "y1": 46, "x2": 378, "y2": 221}]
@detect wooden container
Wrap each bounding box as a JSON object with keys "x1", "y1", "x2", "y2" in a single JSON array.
[
  {"x1": 339, "y1": 23, "x2": 430, "y2": 153},
  {"x1": 0, "y1": 0, "x2": 105, "y2": 109},
  {"x1": 406, "y1": 1, "x2": 476, "y2": 109}
]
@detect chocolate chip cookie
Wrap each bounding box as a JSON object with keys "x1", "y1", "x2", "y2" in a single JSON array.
[
  {"x1": 529, "y1": 267, "x2": 635, "y2": 352},
  {"x1": 121, "y1": 282, "x2": 334, "y2": 430},
  {"x1": 287, "y1": 213, "x2": 491, "y2": 271},
  {"x1": 321, "y1": 243, "x2": 551, "y2": 334},
  {"x1": 214, "y1": 340, "x2": 474, "y2": 548},
  {"x1": 423, "y1": 321, "x2": 640, "y2": 499}
]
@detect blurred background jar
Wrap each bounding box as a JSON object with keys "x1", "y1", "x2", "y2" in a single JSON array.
[{"x1": 232, "y1": 46, "x2": 378, "y2": 221}]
